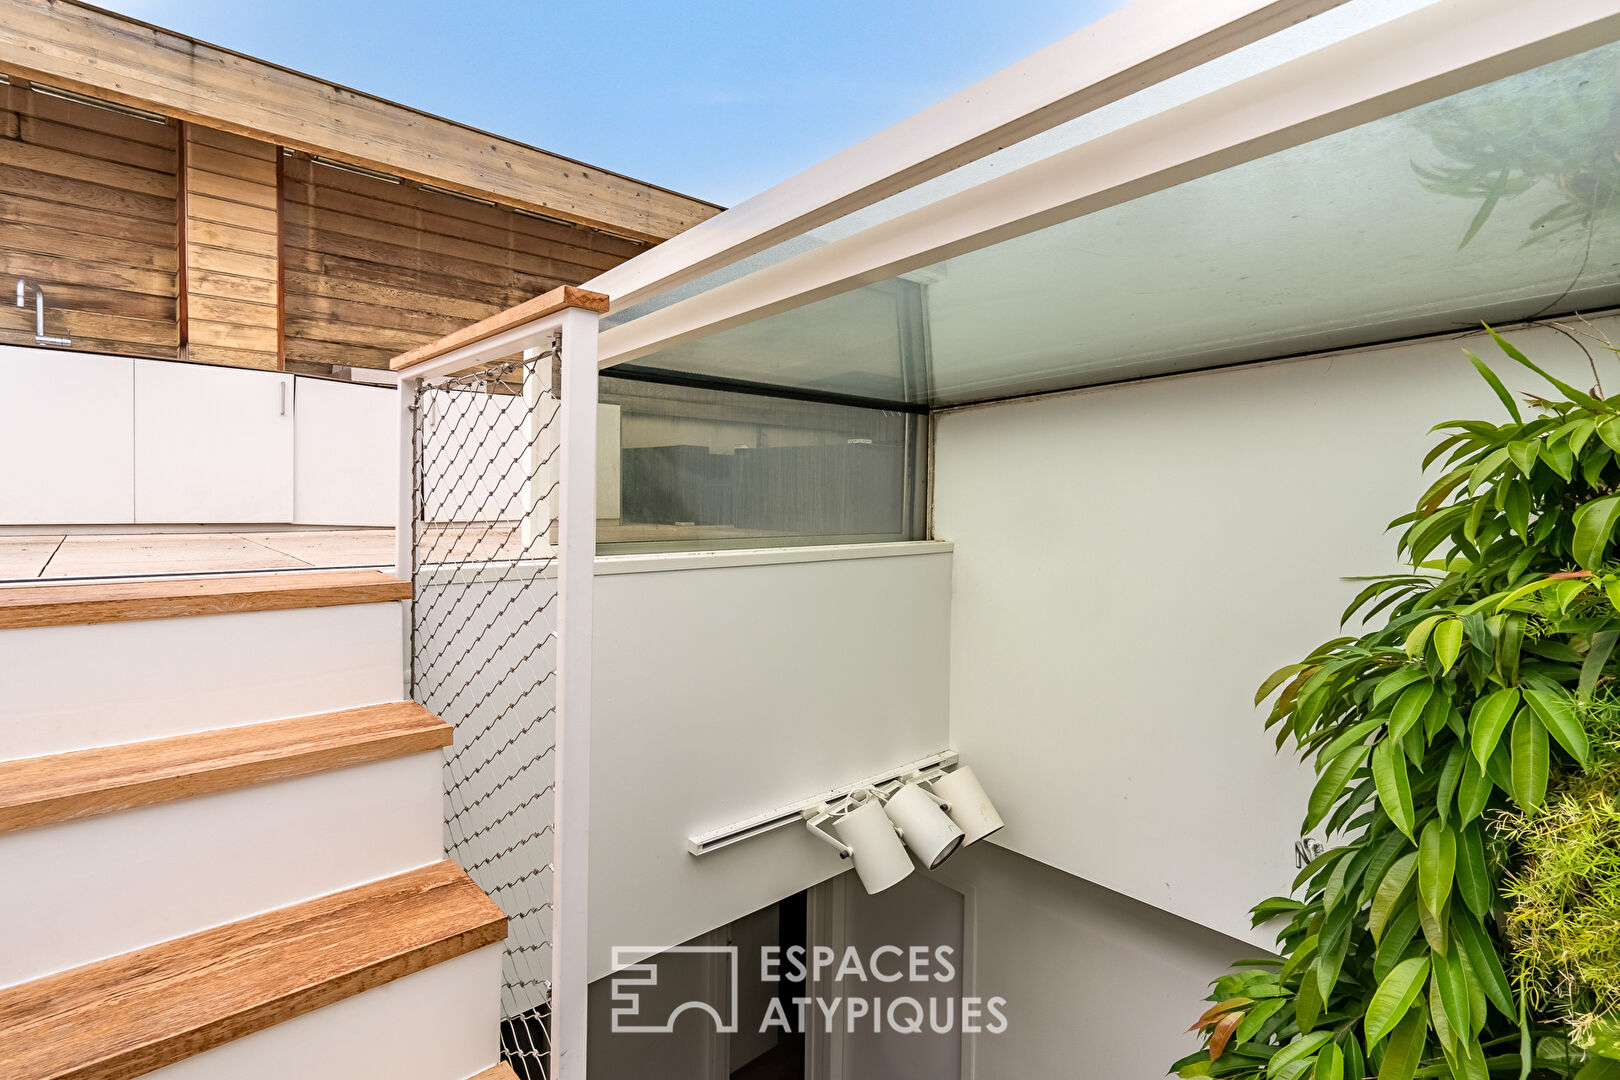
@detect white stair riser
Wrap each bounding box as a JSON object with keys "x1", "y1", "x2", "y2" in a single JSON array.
[
  {"x1": 143, "y1": 943, "x2": 503, "y2": 1080},
  {"x1": 0, "y1": 752, "x2": 444, "y2": 988},
  {"x1": 0, "y1": 603, "x2": 404, "y2": 760}
]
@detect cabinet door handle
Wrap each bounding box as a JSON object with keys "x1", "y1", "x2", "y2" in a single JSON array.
[{"x1": 280, "y1": 383, "x2": 287, "y2": 416}]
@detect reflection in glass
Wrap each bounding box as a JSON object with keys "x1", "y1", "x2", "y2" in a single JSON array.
[
  {"x1": 622, "y1": 43, "x2": 1620, "y2": 407},
  {"x1": 597, "y1": 375, "x2": 926, "y2": 552}
]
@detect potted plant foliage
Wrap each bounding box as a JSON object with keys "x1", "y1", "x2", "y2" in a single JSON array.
[{"x1": 1174, "y1": 327, "x2": 1620, "y2": 1080}]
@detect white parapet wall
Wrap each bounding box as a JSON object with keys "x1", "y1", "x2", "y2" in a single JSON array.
[
  {"x1": 586, "y1": 542, "x2": 953, "y2": 981},
  {"x1": 932, "y1": 318, "x2": 1620, "y2": 950}
]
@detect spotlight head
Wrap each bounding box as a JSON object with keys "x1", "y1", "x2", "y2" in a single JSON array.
[
  {"x1": 828, "y1": 791, "x2": 914, "y2": 894},
  {"x1": 883, "y1": 782, "x2": 964, "y2": 869},
  {"x1": 931, "y1": 766, "x2": 1004, "y2": 845}
]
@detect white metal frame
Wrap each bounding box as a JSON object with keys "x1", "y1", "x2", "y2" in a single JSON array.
[
  {"x1": 586, "y1": 0, "x2": 1352, "y2": 312},
  {"x1": 394, "y1": 304, "x2": 599, "y2": 1080},
  {"x1": 598, "y1": 0, "x2": 1620, "y2": 370}
]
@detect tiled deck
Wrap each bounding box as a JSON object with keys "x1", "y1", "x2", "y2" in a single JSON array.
[{"x1": 0, "y1": 530, "x2": 395, "y2": 580}]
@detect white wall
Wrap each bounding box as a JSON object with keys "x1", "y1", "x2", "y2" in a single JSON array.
[
  {"x1": 588, "y1": 545, "x2": 953, "y2": 981},
  {"x1": 935, "y1": 843, "x2": 1250, "y2": 1080},
  {"x1": 933, "y1": 320, "x2": 1614, "y2": 948}
]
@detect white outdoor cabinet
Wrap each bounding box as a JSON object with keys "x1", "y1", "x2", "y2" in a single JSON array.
[
  {"x1": 293, "y1": 377, "x2": 396, "y2": 527},
  {"x1": 134, "y1": 359, "x2": 294, "y2": 524},
  {"x1": 0, "y1": 346, "x2": 136, "y2": 525}
]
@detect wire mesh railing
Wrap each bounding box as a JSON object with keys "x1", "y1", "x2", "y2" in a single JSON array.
[{"x1": 409, "y1": 341, "x2": 562, "y2": 1080}]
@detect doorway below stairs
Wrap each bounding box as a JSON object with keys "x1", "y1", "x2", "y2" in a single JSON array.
[{"x1": 587, "y1": 873, "x2": 966, "y2": 1080}]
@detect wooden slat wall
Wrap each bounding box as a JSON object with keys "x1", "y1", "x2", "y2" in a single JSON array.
[
  {"x1": 181, "y1": 125, "x2": 279, "y2": 369},
  {"x1": 0, "y1": 78, "x2": 179, "y2": 357},
  {"x1": 281, "y1": 154, "x2": 645, "y2": 371}
]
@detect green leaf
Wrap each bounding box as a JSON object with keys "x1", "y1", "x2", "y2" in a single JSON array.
[
  {"x1": 1419, "y1": 821, "x2": 1457, "y2": 922},
  {"x1": 1543, "y1": 437, "x2": 1576, "y2": 481},
  {"x1": 1575, "y1": 495, "x2": 1620, "y2": 570},
  {"x1": 1418, "y1": 891, "x2": 1448, "y2": 956},
  {"x1": 1469, "y1": 690, "x2": 1520, "y2": 767},
  {"x1": 1315, "y1": 1041, "x2": 1343, "y2": 1080},
  {"x1": 1507, "y1": 439, "x2": 1540, "y2": 477},
  {"x1": 1600, "y1": 415, "x2": 1620, "y2": 455},
  {"x1": 1234, "y1": 997, "x2": 1287, "y2": 1044},
  {"x1": 1432, "y1": 952, "x2": 1473, "y2": 1053},
  {"x1": 1305, "y1": 744, "x2": 1371, "y2": 833},
  {"x1": 1453, "y1": 909, "x2": 1514, "y2": 1017},
  {"x1": 1578, "y1": 1058, "x2": 1620, "y2": 1080},
  {"x1": 1456, "y1": 753, "x2": 1492, "y2": 826},
  {"x1": 1257, "y1": 663, "x2": 1313, "y2": 706},
  {"x1": 1366, "y1": 957, "x2": 1431, "y2": 1046},
  {"x1": 1455, "y1": 823, "x2": 1491, "y2": 918},
  {"x1": 1434, "y1": 619, "x2": 1464, "y2": 673},
  {"x1": 1464, "y1": 348, "x2": 1522, "y2": 423},
  {"x1": 1510, "y1": 708, "x2": 1550, "y2": 810},
  {"x1": 1445, "y1": 1034, "x2": 1490, "y2": 1080},
  {"x1": 1388, "y1": 682, "x2": 1435, "y2": 744},
  {"x1": 1316, "y1": 717, "x2": 1386, "y2": 773},
  {"x1": 1373, "y1": 667, "x2": 1430, "y2": 709},
  {"x1": 1268, "y1": 1032, "x2": 1333, "y2": 1077},
  {"x1": 1524, "y1": 687, "x2": 1590, "y2": 767},
  {"x1": 1378, "y1": 1005, "x2": 1428, "y2": 1080},
  {"x1": 1430, "y1": 963, "x2": 1460, "y2": 1053},
  {"x1": 1486, "y1": 324, "x2": 1606, "y2": 410},
  {"x1": 1437, "y1": 744, "x2": 1465, "y2": 825},
  {"x1": 1580, "y1": 630, "x2": 1618, "y2": 701},
  {"x1": 1370, "y1": 852, "x2": 1418, "y2": 943},
  {"x1": 1495, "y1": 577, "x2": 1563, "y2": 613},
  {"x1": 1373, "y1": 738, "x2": 1417, "y2": 841},
  {"x1": 1404, "y1": 614, "x2": 1448, "y2": 658}
]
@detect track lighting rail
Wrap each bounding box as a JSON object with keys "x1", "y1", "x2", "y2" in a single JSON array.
[{"x1": 684, "y1": 749, "x2": 958, "y2": 857}]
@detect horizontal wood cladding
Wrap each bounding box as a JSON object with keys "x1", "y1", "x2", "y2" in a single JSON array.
[
  {"x1": 0, "y1": 0, "x2": 721, "y2": 241},
  {"x1": 283, "y1": 154, "x2": 641, "y2": 370},
  {"x1": 181, "y1": 124, "x2": 280, "y2": 369},
  {"x1": 0, "y1": 78, "x2": 179, "y2": 358}
]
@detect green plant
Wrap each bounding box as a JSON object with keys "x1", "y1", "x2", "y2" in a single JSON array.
[
  {"x1": 1499, "y1": 753, "x2": 1620, "y2": 1055},
  {"x1": 1173, "y1": 327, "x2": 1620, "y2": 1080}
]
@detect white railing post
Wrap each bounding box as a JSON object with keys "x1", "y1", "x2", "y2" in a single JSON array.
[
  {"x1": 551, "y1": 305, "x2": 598, "y2": 1078},
  {"x1": 394, "y1": 374, "x2": 419, "y2": 701}
]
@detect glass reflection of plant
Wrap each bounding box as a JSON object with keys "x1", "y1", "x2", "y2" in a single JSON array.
[{"x1": 1414, "y1": 48, "x2": 1620, "y2": 249}]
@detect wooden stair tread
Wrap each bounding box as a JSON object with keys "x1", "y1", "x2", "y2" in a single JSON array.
[
  {"x1": 0, "y1": 861, "x2": 506, "y2": 1080},
  {"x1": 470, "y1": 1066, "x2": 522, "y2": 1080},
  {"x1": 0, "y1": 569, "x2": 411, "y2": 630},
  {"x1": 0, "y1": 702, "x2": 450, "y2": 834}
]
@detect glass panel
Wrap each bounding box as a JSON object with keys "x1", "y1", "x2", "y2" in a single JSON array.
[
  {"x1": 622, "y1": 41, "x2": 1620, "y2": 407},
  {"x1": 598, "y1": 374, "x2": 926, "y2": 552}
]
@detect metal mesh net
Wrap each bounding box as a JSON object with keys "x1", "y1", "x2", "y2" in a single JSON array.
[{"x1": 409, "y1": 342, "x2": 561, "y2": 1079}]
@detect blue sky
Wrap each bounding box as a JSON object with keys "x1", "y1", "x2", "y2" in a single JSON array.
[{"x1": 97, "y1": 0, "x2": 1124, "y2": 206}]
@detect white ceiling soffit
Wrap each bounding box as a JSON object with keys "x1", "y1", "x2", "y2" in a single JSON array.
[
  {"x1": 586, "y1": 0, "x2": 1353, "y2": 312},
  {"x1": 598, "y1": 0, "x2": 1620, "y2": 372}
]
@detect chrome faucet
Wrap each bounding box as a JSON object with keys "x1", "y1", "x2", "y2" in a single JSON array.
[{"x1": 15, "y1": 279, "x2": 71, "y2": 347}]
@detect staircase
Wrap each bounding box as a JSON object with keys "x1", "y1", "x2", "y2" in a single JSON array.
[{"x1": 0, "y1": 570, "x2": 517, "y2": 1080}]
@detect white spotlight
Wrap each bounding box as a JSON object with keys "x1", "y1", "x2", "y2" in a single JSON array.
[
  {"x1": 882, "y1": 782, "x2": 965, "y2": 869},
  {"x1": 804, "y1": 790, "x2": 914, "y2": 895},
  {"x1": 929, "y1": 766, "x2": 1004, "y2": 845}
]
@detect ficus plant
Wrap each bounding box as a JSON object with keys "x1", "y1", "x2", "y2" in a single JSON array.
[{"x1": 1172, "y1": 326, "x2": 1620, "y2": 1080}]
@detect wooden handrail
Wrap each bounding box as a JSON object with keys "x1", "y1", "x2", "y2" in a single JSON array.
[{"x1": 389, "y1": 285, "x2": 609, "y2": 373}]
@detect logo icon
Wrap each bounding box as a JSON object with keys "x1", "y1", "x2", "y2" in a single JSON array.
[{"x1": 610, "y1": 946, "x2": 740, "y2": 1034}]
